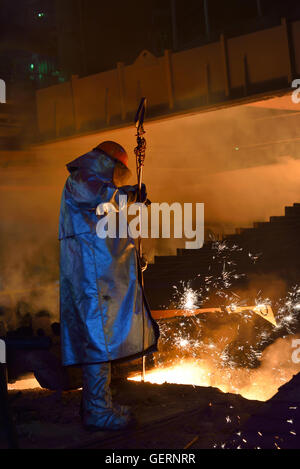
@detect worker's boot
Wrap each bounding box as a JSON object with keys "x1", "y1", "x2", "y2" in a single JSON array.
[{"x1": 81, "y1": 362, "x2": 134, "y2": 431}]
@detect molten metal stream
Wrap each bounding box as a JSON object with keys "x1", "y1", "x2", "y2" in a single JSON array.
[{"x1": 128, "y1": 352, "x2": 300, "y2": 402}]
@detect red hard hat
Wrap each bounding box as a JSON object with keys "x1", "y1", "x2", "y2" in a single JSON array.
[{"x1": 96, "y1": 141, "x2": 129, "y2": 168}]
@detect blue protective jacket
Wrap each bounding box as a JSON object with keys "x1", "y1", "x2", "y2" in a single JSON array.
[{"x1": 59, "y1": 148, "x2": 159, "y2": 366}]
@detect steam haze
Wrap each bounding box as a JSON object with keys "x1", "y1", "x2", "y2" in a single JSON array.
[{"x1": 0, "y1": 96, "x2": 300, "y2": 323}]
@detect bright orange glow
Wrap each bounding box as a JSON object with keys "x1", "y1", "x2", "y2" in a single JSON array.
[
  {"x1": 8, "y1": 374, "x2": 41, "y2": 390},
  {"x1": 128, "y1": 358, "x2": 295, "y2": 402}
]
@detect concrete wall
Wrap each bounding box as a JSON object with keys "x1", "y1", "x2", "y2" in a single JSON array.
[{"x1": 36, "y1": 19, "x2": 300, "y2": 140}]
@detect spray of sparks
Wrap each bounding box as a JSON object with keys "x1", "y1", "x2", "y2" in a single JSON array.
[{"x1": 130, "y1": 241, "x2": 300, "y2": 402}]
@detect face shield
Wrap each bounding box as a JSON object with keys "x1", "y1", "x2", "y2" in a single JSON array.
[{"x1": 113, "y1": 160, "x2": 132, "y2": 187}]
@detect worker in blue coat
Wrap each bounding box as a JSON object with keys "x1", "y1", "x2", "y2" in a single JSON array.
[{"x1": 59, "y1": 141, "x2": 159, "y2": 430}]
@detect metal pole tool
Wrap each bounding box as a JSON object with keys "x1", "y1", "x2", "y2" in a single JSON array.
[{"x1": 134, "y1": 97, "x2": 147, "y2": 381}]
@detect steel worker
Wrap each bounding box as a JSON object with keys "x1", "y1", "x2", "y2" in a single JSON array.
[{"x1": 59, "y1": 141, "x2": 159, "y2": 431}]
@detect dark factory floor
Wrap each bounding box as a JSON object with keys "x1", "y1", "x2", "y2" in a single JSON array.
[
  {"x1": 2, "y1": 378, "x2": 262, "y2": 449},
  {"x1": 3, "y1": 371, "x2": 300, "y2": 449}
]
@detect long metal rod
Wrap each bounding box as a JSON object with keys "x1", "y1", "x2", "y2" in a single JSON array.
[
  {"x1": 135, "y1": 98, "x2": 147, "y2": 382},
  {"x1": 138, "y1": 206, "x2": 146, "y2": 383},
  {"x1": 137, "y1": 165, "x2": 146, "y2": 381}
]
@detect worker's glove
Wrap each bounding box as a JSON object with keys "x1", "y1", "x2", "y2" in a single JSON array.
[{"x1": 140, "y1": 255, "x2": 148, "y2": 272}]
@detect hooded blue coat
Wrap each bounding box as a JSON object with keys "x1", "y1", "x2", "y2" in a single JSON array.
[{"x1": 59, "y1": 148, "x2": 159, "y2": 366}]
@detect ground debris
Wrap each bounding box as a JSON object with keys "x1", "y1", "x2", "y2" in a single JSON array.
[{"x1": 4, "y1": 379, "x2": 261, "y2": 449}]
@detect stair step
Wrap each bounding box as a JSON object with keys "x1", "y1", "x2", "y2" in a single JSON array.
[
  {"x1": 238, "y1": 227, "x2": 259, "y2": 235},
  {"x1": 235, "y1": 227, "x2": 252, "y2": 234},
  {"x1": 225, "y1": 234, "x2": 241, "y2": 242},
  {"x1": 177, "y1": 245, "x2": 213, "y2": 256},
  {"x1": 269, "y1": 216, "x2": 285, "y2": 223},
  {"x1": 255, "y1": 222, "x2": 270, "y2": 229},
  {"x1": 285, "y1": 205, "x2": 300, "y2": 217},
  {"x1": 154, "y1": 253, "x2": 213, "y2": 264},
  {"x1": 269, "y1": 215, "x2": 300, "y2": 224},
  {"x1": 148, "y1": 204, "x2": 300, "y2": 274}
]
